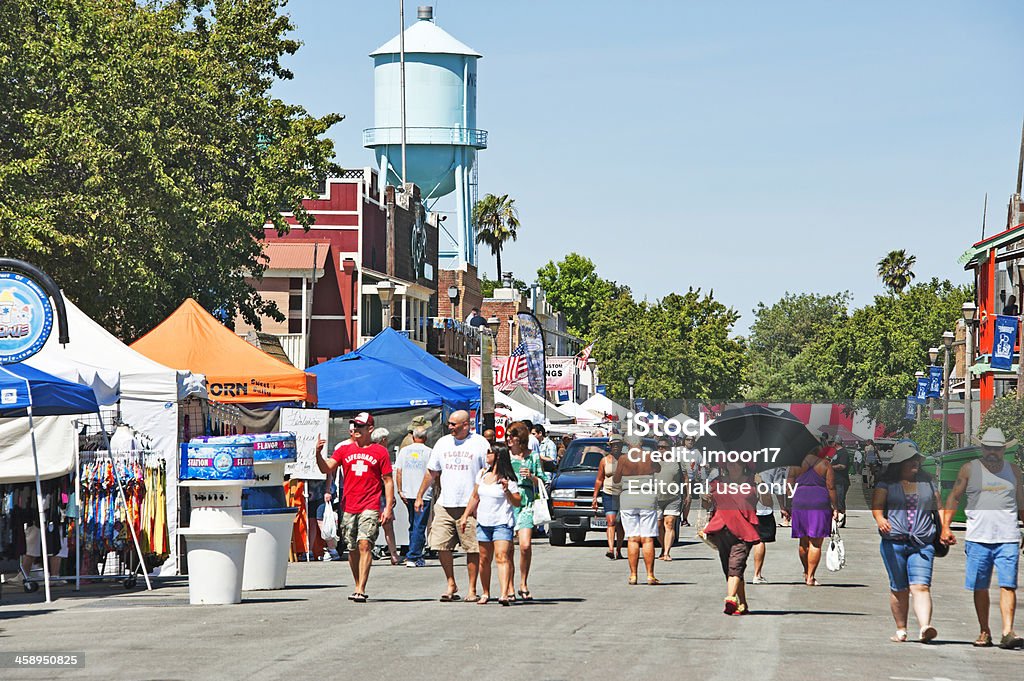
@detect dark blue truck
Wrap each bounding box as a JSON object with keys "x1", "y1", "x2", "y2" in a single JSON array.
[{"x1": 546, "y1": 436, "x2": 657, "y2": 546}]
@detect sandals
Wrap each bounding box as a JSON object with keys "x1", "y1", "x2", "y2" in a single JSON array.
[
  {"x1": 605, "y1": 551, "x2": 616, "y2": 560},
  {"x1": 498, "y1": 598, "x2": 511, "y2": 606},
  {"x1": 973, "y1": 632, "x2": 993, "y2": 647},
  {"x1": 476, "y1": 595, "x2": 490, "y2": 606},
  {"x1": 890, "y1": 630, "x2": 908, "y2": 643},
  {"x1": 723, "y1": 596, "x2": 739, "y2": 615},
  {"x1": 628, "y1": 575, "x2": 638, "y2": 585},
  {"x1": 348, "y1": 592, "x2": 367, "y2": 603},
  {"x1": 647, "y1": 576, "x2": 661, "y2": 585},
  {"x1": 919, "y1": 626, "x2": 937, "y2": 643},
  {"x1": 517, "y1": 589, "x2": 533, "y2": 601},
  {"x1": 463, "y1": 594, "x2": 480, "y2": 603},
  {"x1": 439, "y1": 591, "x2": 461, "y2": 602}
]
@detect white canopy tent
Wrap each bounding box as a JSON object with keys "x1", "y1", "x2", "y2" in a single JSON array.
[
  {"x1": 24, "y1": 297, "x2": 206, "y2": 575},
  {"x1": 554, "y1": 400, "x2": 604, "y2": 425},
  {"x1": 494, "y1": 390, "x2": 544, "y2": 424},
  {"x1": 579, "y1": 393, "x2": 630, "y2": 422}
]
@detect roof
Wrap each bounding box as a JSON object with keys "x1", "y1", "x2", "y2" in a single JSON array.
[
  {"x1": 370, "y1": 18, "x2": 482, "y2": 58},
  {"x1": 243, "y1": 332, "x2": 295, "y2": 367},
  {"x1": 261, "y1": 241, "x2": 330, "y2": 273},
  {"x1": 959, "y1": 222, "x2": 1024, "y2": 266},
  {"x1": 131, "y1": 299, "x2": 315, "y2": 404}
]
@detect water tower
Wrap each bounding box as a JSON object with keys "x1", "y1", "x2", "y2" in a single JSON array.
[{"x1": 364, "y1": 5, "x2": 486, "y2": 269}]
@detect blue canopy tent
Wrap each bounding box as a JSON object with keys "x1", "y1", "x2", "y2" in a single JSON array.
[
  {"x1": 308, "y1": 329, "x2": 479, "y2": 412},
  {"x1": 354, "y1": 329, "x2": 480, "y2": 406},
  {"x1": 0, "y1": 363, "x2": 151, "y2": 601}
]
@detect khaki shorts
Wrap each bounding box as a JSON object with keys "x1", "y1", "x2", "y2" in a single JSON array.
[
  {"x1": 429, "y1": 505, "x2": 479, "y2": 553},
  {"x1": 341, "y1": 510, "x2": 380, "y2": 548}
]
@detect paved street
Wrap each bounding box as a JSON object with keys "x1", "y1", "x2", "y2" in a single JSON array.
[{"x1": 0, "y1": 480, "x2": 1020, "y2": 681}]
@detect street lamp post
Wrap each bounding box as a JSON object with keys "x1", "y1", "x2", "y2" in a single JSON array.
[
  {"x1": 940, "y1": 330, "x2": 954, "y2": 452},
  {"x1": 447, "y1": 285, "x2": 459, "y2": 321},
  {"x1": 376, "y1": 280, "x2": 395, "y2": 332},
  {"x1": 627, "y1": 375, "x2": 636, "y2": 407},
  {"x1": 963, "y1": 302, "x2": 977, "y2": 443},
  {"x1": 587, "y1": 357, "x2": 597, "y2": 398},
  {"x1": 480, "y1": 316, "x2": 502, "y2": 432}
]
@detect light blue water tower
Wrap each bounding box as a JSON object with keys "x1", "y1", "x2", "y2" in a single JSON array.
[{"x1": 364, "y1": 5, "x2": 486, "y2": 269}]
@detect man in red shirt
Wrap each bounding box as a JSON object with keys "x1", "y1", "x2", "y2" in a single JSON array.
[{"x1": 315, "y1": 412, "x2": 394, "y2": 603}]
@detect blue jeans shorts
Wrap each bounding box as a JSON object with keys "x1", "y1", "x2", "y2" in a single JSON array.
[
  {"x1": 601, "y1": 493, "x2": 620, "y2": 517},
  {"x1": 476, "y1": 523, "x2": 514, "y2": 543},
  {"x1": 879, "y1": 539, "x2": 935, "y2": 592},
  {"x1": 965, "y1": 541, "x2": 1020, "y2": 590}
]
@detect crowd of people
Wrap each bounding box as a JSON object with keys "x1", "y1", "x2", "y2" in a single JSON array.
[{"x1": 310, "y1": 412, "x2": 1024, "y2": 650}]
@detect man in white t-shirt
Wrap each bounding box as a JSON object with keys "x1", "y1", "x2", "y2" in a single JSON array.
[
  {"x1": 415, "y1": 410, "x2": 489, "y2": 601},
  {"x1": 395, "y1": 427, "x2": 433, "y2": 567}
]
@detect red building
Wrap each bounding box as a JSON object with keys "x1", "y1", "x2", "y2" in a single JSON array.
[{"x1": 237, "y1": 168, "x2": 440, "y2": 366}]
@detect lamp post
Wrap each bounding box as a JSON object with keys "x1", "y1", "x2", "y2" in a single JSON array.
[
  {"x1": 963, "y1": 302, "x2": 977, "y2": 442},
  {"x1": 1017, "y1": 260, "x2": 1024, "y2": 399},
  {"x1": 376, "y1": 280, "x2": 395, "y2": 332},
  {"x1": 627, "y1": 374, "x2": 636, "y2": 407},
  {"x1": 447, "y1": 285, "x2": 459, "y2": 321},
  {"x1": 587, "y1": 357, "x2": 597, "y2": 399},
  {"x1": 940, "y1": 330, "x2": 954, "y2": 452}
]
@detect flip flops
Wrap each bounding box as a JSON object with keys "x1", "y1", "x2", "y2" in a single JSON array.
[
  {"x1": 919, "y1": 626, "x2": 937, "y2": 643},
  {"x1": 439, "y1": 591, "x2": 461, "y2": 602},
  {"x1": 517, "y1": 589, "x2": 532, "y2": 601},
  {"x1": 348, "y1": 592, "x2": 367, "y2": 603}
]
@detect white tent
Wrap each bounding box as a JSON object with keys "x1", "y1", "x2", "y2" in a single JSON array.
[
  {"x1": 579, "y1": 393, "x2": 630, "y2": 422},
  {"x1": 494, "y1": 390, "x2": 544, "y2": 424},
  {"x1": 23, "y1": 353, "x2": 121, "y2": 407},
  {"x1": 553, "y1": 400, "x2": 603, "y2": 425},
  {"x1": 24, "y1": 297, "x2": 206, "y2": 575}
]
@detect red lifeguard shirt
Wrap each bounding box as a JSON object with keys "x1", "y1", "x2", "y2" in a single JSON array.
[{"x1": 331, "y1": 442, "x2": 393, "y2": 514}]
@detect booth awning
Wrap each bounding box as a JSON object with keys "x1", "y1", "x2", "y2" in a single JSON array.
[
  {"x1": 261, "y1": 241, "x2": 330, "y2": 275},
  {"x1": 131, "y1": 299, "x2": 316, "y2": 404}
]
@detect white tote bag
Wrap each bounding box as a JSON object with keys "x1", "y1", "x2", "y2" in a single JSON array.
[
  {"x1": 826, "y1": 520, "x2": 846, "y2": 572},
  {"x1": 532, "y1": 481, "x2": 552, "y2": 526}
]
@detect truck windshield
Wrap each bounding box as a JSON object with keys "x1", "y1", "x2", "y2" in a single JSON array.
[{"x1": 559, "y1": 443, "x2": 610, "y2": 471}]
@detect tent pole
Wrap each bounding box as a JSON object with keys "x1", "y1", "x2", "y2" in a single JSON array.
[
  {"x1": 75, "y1": 445, "x2": 80, "y2": 592},
  {"x1": 98, "y1": 415, "x2": 152, "y2": 591},
  {"x1": 26, "y1": 401, "x2": 53, "y2": 603}
]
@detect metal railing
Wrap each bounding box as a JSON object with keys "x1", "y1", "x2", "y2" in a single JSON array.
[{"x1": 363, "y1": 127, "x2": 488, "y2": 148}]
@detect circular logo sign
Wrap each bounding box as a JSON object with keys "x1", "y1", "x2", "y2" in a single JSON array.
[
  {"x1": 0, "y1": 272, "x2": 54, "y2": 364},
  {"x1": 213, "y1": 451, "x2": 233, "y2": 473}
]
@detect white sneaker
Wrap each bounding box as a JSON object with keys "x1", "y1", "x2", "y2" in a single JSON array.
[{"x1": 752, "y1": 575, "x2": 768, "y2": 584}]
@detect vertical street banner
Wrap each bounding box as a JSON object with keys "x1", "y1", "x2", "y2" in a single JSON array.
[
  {"x1": 516, "y1": 312, "x2": 546, "y2": 396},
  {"x1": 927, "y1": 366, "x2": 942, "y2": 398},
  {"x1": 915, "y1": 377, "x2": 929, "y2": 402},
  {"x1": 991, "y1": 314, "x2": 1018, "y2": 371},
  {"x1": 905, "y1": 396, "x2": 917, "y2": 420}
]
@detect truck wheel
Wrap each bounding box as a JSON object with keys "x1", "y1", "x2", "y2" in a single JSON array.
[
  {"x1": 548, "y1": 528, "x2": 567, "y2": 546},
  {"x1": 570, "y1": 529, "x2": 588, "y2": 545}
]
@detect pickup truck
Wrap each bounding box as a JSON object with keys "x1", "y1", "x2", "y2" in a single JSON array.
[{"x1": 546, "y1": 436, "x2": 658, "y2": 546}]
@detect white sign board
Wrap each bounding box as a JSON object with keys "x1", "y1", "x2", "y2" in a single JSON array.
[{"x1": 280, "y1": 407, "x2": 329, "y2": 480}]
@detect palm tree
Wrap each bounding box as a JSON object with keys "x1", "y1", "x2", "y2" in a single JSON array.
[
  {"x1": 473, "y1": 193, "x2": 520, "y2": 282},
  {"x1": 877, "y1": 249, "x2": 917, "y2": 294}
]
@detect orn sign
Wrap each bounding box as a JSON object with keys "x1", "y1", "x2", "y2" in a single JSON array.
[{"x1": 0, "y1": 271, "x2": 54, "y2": 364}]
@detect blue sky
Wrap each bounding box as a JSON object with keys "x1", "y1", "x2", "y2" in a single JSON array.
[{"x1": 274, "y1": 1, "x2": 1024, "y2": 334}]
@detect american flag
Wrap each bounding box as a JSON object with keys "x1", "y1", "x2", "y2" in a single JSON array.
[
  {"x1": 577, "y1": 342, "x2": 594, "y2": 371},
  {"x1": 496, "y1": 342, "x2": 528, "y2": 389}
]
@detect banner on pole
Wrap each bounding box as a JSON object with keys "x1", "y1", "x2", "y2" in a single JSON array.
[
  {"x1": 992, "y1": 314, "x2": 1018, "y2": 371},
  {"x1": 927, "y1": 366, "x2": 942, "y2": 398},
  {"x1": 516, "y1": 312, "x2": 546, "y2": 395},
  {"x1": 915, "y1": 378, "x2": 929, "y2": 403},
  {"x1": 905, "y1": 397, "x2": 917, "y2": 420}
]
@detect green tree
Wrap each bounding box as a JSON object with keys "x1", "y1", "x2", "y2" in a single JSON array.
[
  {"x1": 744, "y1": 292, "x2": 850, "y2": 401},
  {"x1": 0, "y1": 0, "x2": 340, "y2": 339},
  {"x1": 980, "y1": 397, "x2": 1024, "y2": 448},
  {"x1": 536, "y1": 253, "x2": 620, "y2": 338},
  {"x1": 877, "y1": 249, "x2": 917, "y2": 294},
  {"x1": 479, "y1": 273, "x2": 527, "y2": 298},
  {"x1": 589, "y1": 288, "x2": 746, "y2": 402},
  {"x1": 473, "y1": 193, "x2": 520, "y2": 282},
  {"x1": 810, "y1": 278, "x2": 971, "y2": 431}
]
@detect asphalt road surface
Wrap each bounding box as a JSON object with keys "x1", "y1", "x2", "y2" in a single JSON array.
[{"x1": 0, "y1": 479, "x2": 1020, "y2": 680}]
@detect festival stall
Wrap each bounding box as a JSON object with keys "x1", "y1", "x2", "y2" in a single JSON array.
[
  {"x1": 24, "y1": 296, "x2": 205, "y2": 575},
  {"x1": 506, "y1": 385, "x2": 575, "y2": 424},
  {"x1": 579, "y1": 393, "x2": 631, "y2": 422},
  {"x1": 0, "y1": 363, "x2": 151, "y2": 602}
]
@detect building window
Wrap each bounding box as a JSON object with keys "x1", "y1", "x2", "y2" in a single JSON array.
[{"x1": 288, "y1": 318, "x2": 302, "y2": 334}]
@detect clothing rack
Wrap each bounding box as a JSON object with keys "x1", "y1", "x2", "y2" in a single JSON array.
[{"x1": 74, "y1": 449, "x2": 156, "y2": 591}]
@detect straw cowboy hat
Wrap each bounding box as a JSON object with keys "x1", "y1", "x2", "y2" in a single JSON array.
[
  {"x1": 886, "y1": 441, "x2": 922, "y2": 466},
  {"x1": 973, "y1": 427, "x2": 1018, "y2": 449}
]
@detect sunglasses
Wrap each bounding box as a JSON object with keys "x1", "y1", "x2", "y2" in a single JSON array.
[{"x1": 447, "y1": 421, "x2": 466, "y2": 427}]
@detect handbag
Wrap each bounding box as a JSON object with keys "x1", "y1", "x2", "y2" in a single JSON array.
[
  {"x1": 695, "y1": 504, "x2": 718, "y2": 552},
  {"x1": 930, "y1": 481, "x2": 949, "y2": 558},
  {"x1": 826, "y1": 520, "x2": 846, "y2": 572},
  {"x1": 532, "y1": 481, "x2": 552, "y2": 526}
]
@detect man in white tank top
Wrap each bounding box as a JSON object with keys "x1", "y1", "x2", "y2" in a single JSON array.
[{"x1": 942, "y1": 428, "x2": 1024, "y2": 649}]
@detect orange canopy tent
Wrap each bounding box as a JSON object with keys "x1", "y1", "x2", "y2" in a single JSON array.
[{"x1": 131, "y1": 299, "x2": 316, "y2": 404}]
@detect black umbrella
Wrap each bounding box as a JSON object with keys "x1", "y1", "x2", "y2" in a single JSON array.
[{"x1": 694, "y1": 405, "x2": 820, "y2": 471}]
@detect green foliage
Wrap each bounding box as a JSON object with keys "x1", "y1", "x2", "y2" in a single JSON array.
[
  {"x1": 877, "y1": 249, "x2": 917, "y2": 294},
  {"x1": 907, "y1": 416, "x2": 942, "y2": 455},
  {"x1": 0, "y1": 0, "x2": 341, "y2": 339},
  {"x1": 536, "y1": 253, "x2": 621, "y2": 339},
  {"x1": 473, "y1": 193, "x2": 520, "y2": 282},
  {"x1": 980, "y1": 397, "x2": 1024, "y2": 445},
  {"x1": 744, "y1": 292, "x2": 851, "y2": 401},
  {"x1": 589, "y1": 288, "x2": 746, "y2": 402},
  {"x1": 479, "y1": 274, "x2": 527, "y2": 298}
]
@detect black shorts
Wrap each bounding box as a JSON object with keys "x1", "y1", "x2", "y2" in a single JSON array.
[{"x1": 756, "y1": 512, "x2": 777, "y2": 543}]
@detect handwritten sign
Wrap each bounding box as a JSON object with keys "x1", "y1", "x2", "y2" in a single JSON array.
[{"x1": 280, "y1": 408, "x2": 329, "y2": 480}]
